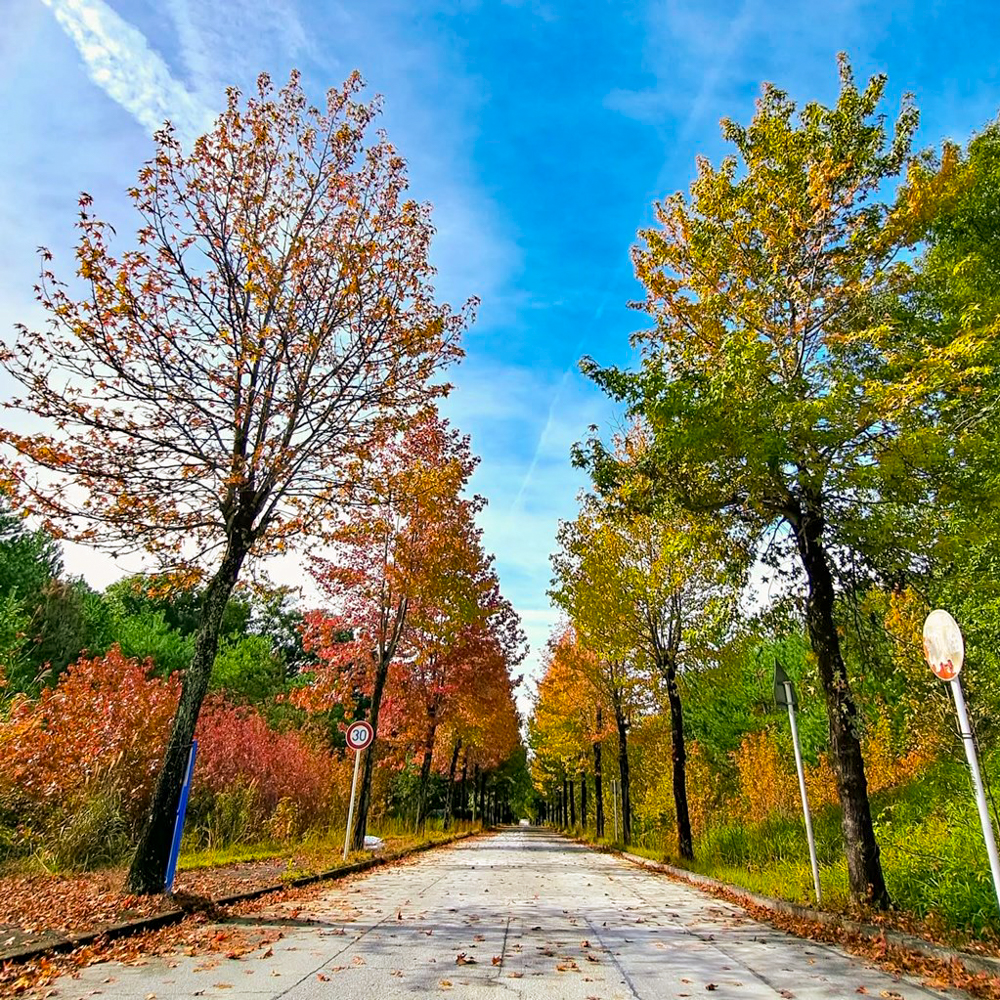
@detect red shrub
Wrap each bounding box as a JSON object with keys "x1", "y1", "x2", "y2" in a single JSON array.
[
  {"x1": 0, "y1": 647, "x2": 180, "y2": 820},
  {"x1": 193, "y1": 700, "x2": 332, "y2": 828}
]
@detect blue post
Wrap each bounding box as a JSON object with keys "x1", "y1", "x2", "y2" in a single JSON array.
[{"x1": 164, "y1": 740, "x2": 197, "y2": 893}]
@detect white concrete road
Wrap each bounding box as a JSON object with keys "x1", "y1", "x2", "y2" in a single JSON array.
[{"x1": 51, "y1": 829, "x2": 968, "y2": 999}]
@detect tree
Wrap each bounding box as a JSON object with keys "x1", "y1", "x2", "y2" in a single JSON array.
[
  {"x1": 302, "y1": 411, "x2": 479, "y2": 848},
  {"x1": 578, "y1": 57, "x2": 923, "y2": 904},
  {"x1": 545, "y1": 509, "x2": 648, "y2": 846},
  {"x1": 396, "y1": 532, "x2": 524, "y2": 830},
  {"x1": 529, "y1": 627, "x2": 600, "y2": 831},
  {"x1": 0, "y1": 72, "x2": 466, "y2": 892},
  {"x1": 552, "y1": 488, "x2": 735, "y2": 858}
]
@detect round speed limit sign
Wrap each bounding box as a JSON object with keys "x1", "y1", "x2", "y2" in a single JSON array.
[{"x1": 345, "y1": 720, "x2": 374, "y2": 751}]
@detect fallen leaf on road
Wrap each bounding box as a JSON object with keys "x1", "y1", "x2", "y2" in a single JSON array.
[
  {"x1": 492, "y1": 955, "x2": 502, "y2": 965},
  {"x1": 439, "y1": 979, "x2": 452, "y2": 988},
  {"x1": 455, "y1": 952, "x2": 477, "y2": 965},
  {"x1": 706, "y1": 985, "x2": 718, "y2": 992}
]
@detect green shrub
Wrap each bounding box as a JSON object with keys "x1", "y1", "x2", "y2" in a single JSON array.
[{"x1": 49, "y1": 788, "x2": 132, "y2": 871}]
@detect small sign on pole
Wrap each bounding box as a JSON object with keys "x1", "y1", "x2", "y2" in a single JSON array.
[
  {"x1": 923, "y1": 610, "x2": 1000, "y2": 915},
  {"x1": 343, "y1": 721, "x2": 374, "y2": 861},
  {"x1": 774, "y1": 664, "x2": 821, "y2": 904}
]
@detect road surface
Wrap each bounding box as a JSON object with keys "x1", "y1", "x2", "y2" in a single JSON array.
[{"x1": 51, "y1": 829, "x2": 966, "y2": 999}]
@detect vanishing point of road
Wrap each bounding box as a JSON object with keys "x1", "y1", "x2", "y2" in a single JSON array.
[{"x1": 53, "y1": 829, "x2": 967, "y2": 999}]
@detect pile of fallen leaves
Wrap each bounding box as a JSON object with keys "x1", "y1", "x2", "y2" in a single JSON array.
[
  {"x1": 0, "y1": 910, "x2": 286, "y2": 998},
  {"x1": 0, "y1": 872, "x2": 172, "y2": 954}
]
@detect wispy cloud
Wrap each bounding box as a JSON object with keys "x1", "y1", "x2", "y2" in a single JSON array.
[
  {"x1": 163, "y1": 0, "x2": 315, "y2": 98},
  {"x1": 604, "y1": 0, "x2": 757, "y2": 134},
  {"x1": 41, "y1": 0, "x2": 212, "y2": 141}
]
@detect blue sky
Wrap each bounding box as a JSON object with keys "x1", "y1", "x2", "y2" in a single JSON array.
[{"x1": 2, "y1": 0, "x2": 999, "y2": 701}]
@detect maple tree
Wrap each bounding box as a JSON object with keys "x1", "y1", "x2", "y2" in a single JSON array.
[
  {"x1": 390, "y1": 519, "x2": 525, "y2": 829},
  {"x1": 436, "y1": 637, "x2": 522, "y2": 829},
  {"x1": 301, "y1": 409, "x2": 480, "y2": 847},
  {"x1": 575, "y1": 56, "x2": 927, "y2": 903},
  {"x1": 549, "y1": 509, "x2": 649, "y2": 845},
  {"x1": 529, "y1": 627, "x2": 606, "y2": 835},
  {"x1": 549, "y1": 487, "x2": 735, "y2": 857},
  {"x1": 0, "y1": 72, "x2": 467, "y2": 892}
]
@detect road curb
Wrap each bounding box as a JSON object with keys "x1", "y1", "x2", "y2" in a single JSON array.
[
  {"x1": 0, "y1": 829, "x2": 481, "y2": 967},
  {"x1": 610, "y1": 846, "x2": 1000, "y2": 980}
]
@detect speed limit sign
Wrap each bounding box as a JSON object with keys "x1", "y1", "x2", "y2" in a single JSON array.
[
  {"x1": 346, "y1": 720, "x2": 374, "y2": 752},
  {"x1": 343, "y1": 720, "x2": 374, "y2": 861}
]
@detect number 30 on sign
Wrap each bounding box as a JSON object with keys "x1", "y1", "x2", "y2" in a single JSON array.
[{"x1": 346, "y1": 720, "x2": 373, "y2": 751}]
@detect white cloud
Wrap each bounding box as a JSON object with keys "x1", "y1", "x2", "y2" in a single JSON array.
[
  {"x1": 41, "y1": 0, "x2": 213, "y2": 141},
  {"x1": 162, "y1": 0, "x2": 314, "y2": 99}
]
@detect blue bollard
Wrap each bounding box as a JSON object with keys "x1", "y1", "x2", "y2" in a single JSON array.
[{"x1": 164, "y1": 740, "x2": 198, "y2": 893}]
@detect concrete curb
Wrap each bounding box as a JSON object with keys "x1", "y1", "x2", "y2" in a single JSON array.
[
  {"x1": 0, "y1": 829, "x2": 481, "y2": 967},
  {"x1": 612, "y1": 846, "x2": 1000, "y2": 980}
]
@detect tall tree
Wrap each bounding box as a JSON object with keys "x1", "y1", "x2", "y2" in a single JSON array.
[
  {"x1": 529, "y1": 627, "x2": 600, "y2": 831},
  {"x1": 0, "y1": 72, "x2": 466, "y2": 892},
  {"x1": 578, "y1": 57, "x2": 922, "y2": 905},
  {"x1": 302, "y1": 411, "x2": 477, "y2": 849},
  {"x1": 552, "y1": 490, "x2": 735, "y2": 858}
]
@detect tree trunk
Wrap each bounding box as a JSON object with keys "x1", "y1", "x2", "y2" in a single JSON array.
[
  {"x1": 126, "y1": 537, "x2": 248, "y2": 893},
  {"x1": 580, "y1": 771, "x2": 588, "y2": 829},
  {"x1": 569, "y1": 774, "x2": 576, "y2": 827},
  {"x1": 662, "y1": 653, "x2": 694, "y2": 860},
  {"x1": 477, "y1": 769, "x2": 486, "y2": 825},
  {"x1": 443, "y1": 739, "x2": 461, "y2": 830},
  {"x1": 351, "y1": 653, "x2": 389, "y2": 850},
  {"x1": 459, "y1": 750, "x2": 468, "y2": 821},
  {"x1": 594, "y1": 707, "x2": 605, "y2": 838},
  {"x1": 792, "y1": 501, "x2": 889, "y2": 908},
  {"x1": 415, "y1": 715, "x2": 438, "y2": 830},
  {"x1": 351, "y1": 598, "x2": 406, "y2": 851},
  {"x1": 612, "y1": 696, "x2": 632, "y2": 845}
]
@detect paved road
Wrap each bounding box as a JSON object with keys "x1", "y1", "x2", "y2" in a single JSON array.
[{"x1": 52, "y1": 829, "x2": 966, "y2": 999}]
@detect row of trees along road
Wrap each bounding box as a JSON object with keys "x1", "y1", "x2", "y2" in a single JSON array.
[
  {"x1": 535, "y1": 55, "x2": 1000, "y2": 911},
  {"x1": 0, "y1": 72, "x2": 507, "y2": 893}
]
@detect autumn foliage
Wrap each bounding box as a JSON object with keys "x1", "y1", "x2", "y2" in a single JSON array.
[
  {"x1": 0, "y1": 647, "x2": 180, "y2": 824},
  {"x1": 0, "y1": 648, "x2": 341, "y2": 860}
]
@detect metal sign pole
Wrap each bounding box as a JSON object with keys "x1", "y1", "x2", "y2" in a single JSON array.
[
  {"x1": 785, "y1": 681, "x2": 821, "y2": 904},
  {"x1": 923, "y1": 609, "x2": 1000, "y2": 916},
  {"x1": 343, "y1": 747, "x2": 362, "y2": 862},
  {"x1": 950, "y1": 677, "x2": 1000, "y2": 912},
  {"x1": 165, "y1": 740, "x2": 198, "y2": 893}
]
